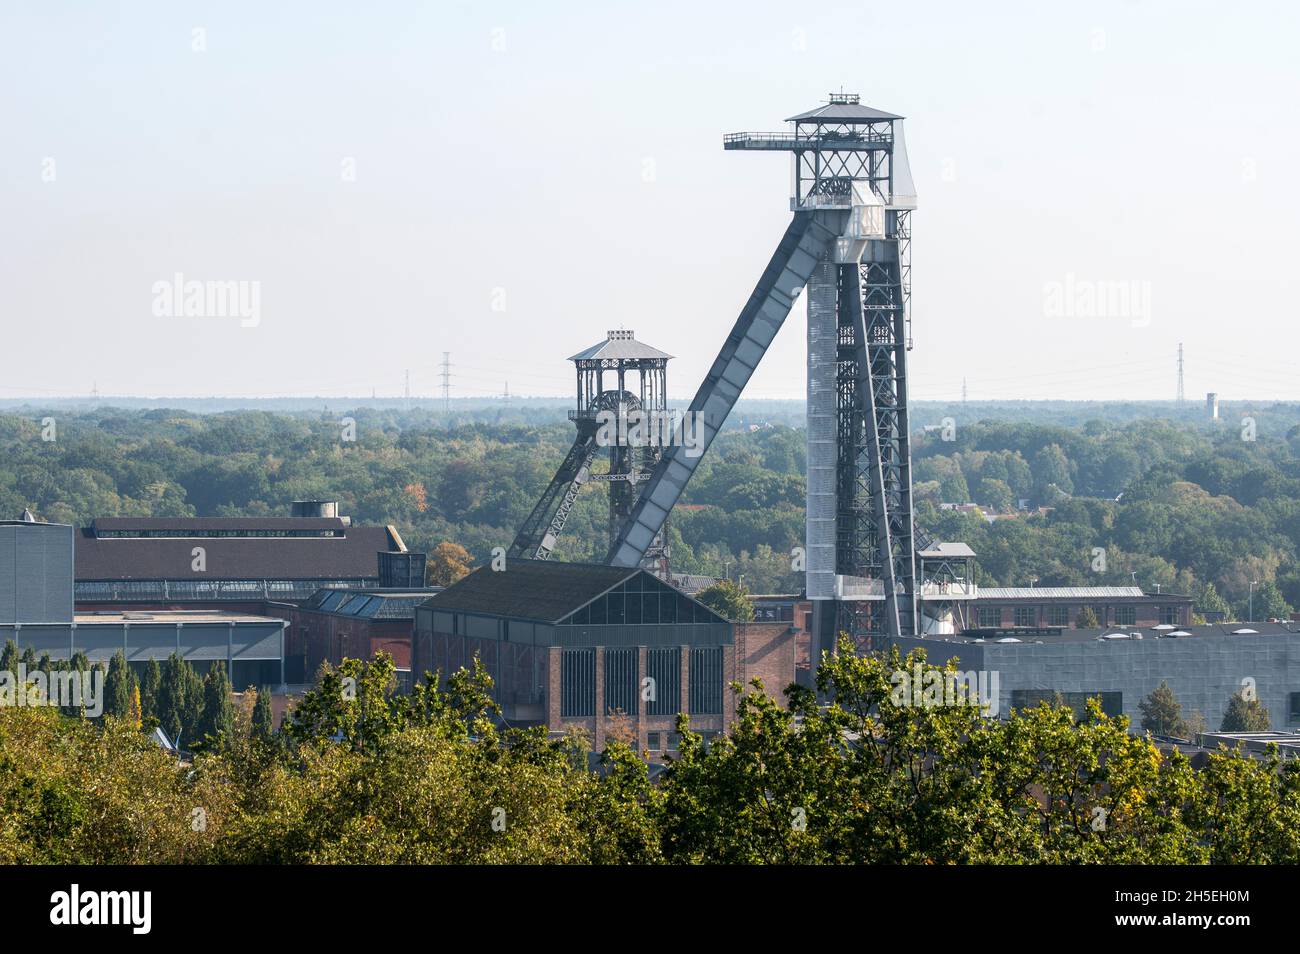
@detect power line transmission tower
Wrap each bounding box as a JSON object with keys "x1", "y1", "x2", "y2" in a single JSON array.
[
  {"x1": 439, "y1": 352, "x2": 452, "y2": 413},
  {"x1": 1177, "y1": 343, "x2": 1185, "y2": 402},
  {"x1": 962, "y1": 377, "x2": 967, "y2": 404},
  {"x1": 404, "y1": 369, "x2": 411, "y2": 409}
]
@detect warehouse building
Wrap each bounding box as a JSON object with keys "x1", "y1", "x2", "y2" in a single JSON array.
[
  {"x1": 2, "y1": 511, "x2": 286, "y2": 685},
  {"x1": 414, "y1": 560, "x2": 797, "y2": 756},
  {"x1": 893, "y1": 621, "x2": 1300, "y2": 732},
  {"x1": 73, "y1": 500, "x2": 423, "y2": 606}
]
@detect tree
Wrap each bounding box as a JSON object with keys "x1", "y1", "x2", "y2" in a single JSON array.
[
  {"x1": 1076, "y1": 606, "x2": 1100, "y2": 628},
  {"x1": 103, "y1": 651, "x2": 133, "y2": 720},
  {"x1": 427, "y1": 542, "x2": 474, "y2": 587},
  {"x1": 196, "y1": 662, "x2": 235, "y2": 749},
  {"x1": 695, "y1": 579, "x2": 755, "y2": 622},
  {"x1": 251, "y1": 685, "x2": 274, "y2": 742},
  {"x1": 1139, "y1": 681, "x2": 1188, "y2": 738},
  {"x1": 139, "y1": 658, "x2": 162, "y2": 724},
  {"x1": 1254, "y1": 581, "x2": 1293, "y2": 620},
  {"x1": 974, "y1": 477, "x2": 1015, "y2": 512},
  {"x1": 157, "y1": 654, "x2": 190, "y2": 744},
  {"x1": 1196, "y1": 582, "x2": 1231, "y2": 621},
  {"x1": 1221, "y1": 691, "x2": 1271, "y2": 732},
  {"x1": 128, "y1": 683, "x2": 143, "y2": 729},
  {"x1": 0, "y1": 640, "x2": 18, "y2": 676}
]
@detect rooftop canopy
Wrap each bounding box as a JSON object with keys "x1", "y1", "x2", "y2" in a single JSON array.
[
  {"x1": 569, "y1": 329, "x2": 673, "y2": 363},
  {"x1": 786, "y1": 93, "x2": 902, "y2": 124}
]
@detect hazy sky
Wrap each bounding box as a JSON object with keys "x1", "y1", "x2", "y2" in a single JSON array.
[{"x1": 3, "y1": 0, "x2": 1297, "y2": 402}]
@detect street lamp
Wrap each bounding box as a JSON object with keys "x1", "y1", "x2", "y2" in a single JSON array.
[{"x1": 1249, "y1": 580, "x2": 1259, "y2": 622}]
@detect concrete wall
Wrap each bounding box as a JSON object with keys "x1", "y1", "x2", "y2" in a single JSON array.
[{"x1": 894, "y1": 633, "x2": 1300, "y2": 731}]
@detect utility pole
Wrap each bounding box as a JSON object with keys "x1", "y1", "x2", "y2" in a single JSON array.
[
  {"x1": 1249, "y1": 580, "x2": 1258, "y2": 622},
  {"x1": 439, "y1": 352, "x2": 452, "y2": 413},
  {"x1": 1177, "y1": 343, "x2": 1185, "y2": 402}
]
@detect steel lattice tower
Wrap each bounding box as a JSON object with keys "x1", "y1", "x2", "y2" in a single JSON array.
[
  {"x1": 508, "y1": 330, "x2": 672, "y2": 576},
  {"x1": 604, "y1": 93, "x2": 922, "y2": 657}
]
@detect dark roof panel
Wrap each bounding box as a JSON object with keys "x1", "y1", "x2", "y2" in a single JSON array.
[
  {"x1": 422, "y1": 560, "x2": 649, "y2": 623},
  {"x1": 74, "y1": 524, "x2": 400, "y2": 581}
]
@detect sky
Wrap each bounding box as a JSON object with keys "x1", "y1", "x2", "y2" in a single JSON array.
[{"x1": 2, "y1": 0, "x2": 1298, "y2": 402}]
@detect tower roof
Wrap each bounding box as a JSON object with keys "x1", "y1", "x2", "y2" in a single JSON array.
[
  {"x1": 786, "y1": 93, "x2": 902, "y2": 123},
  {"x1": 569, "y1": 329, "x2": 672, "y2": 362}
]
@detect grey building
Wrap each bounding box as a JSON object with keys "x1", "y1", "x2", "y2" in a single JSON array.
[
  {"x1": 2, "y1": 512, "x2": 286, "y2": 685},
  {"x1": 893, "y1": 622, "x2": 1300, "y2": 732}
]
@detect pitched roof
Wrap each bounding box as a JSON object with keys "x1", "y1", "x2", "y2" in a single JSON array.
[
  {"x1": 420, "y1": 560, "x2": 722, "y2": 624},
  {"x1": 786, "y1": 102, "x2": 902, "y2": 123},
  {"x1": 569, "y1": 330, "x2": 672, "y2": 362},
  {"x1": 74, "y1": 522, "x2": 402, "y2": 581}
]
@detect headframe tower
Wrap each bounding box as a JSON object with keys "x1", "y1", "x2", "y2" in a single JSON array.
[
  {"x1": 508, "y1": 330, "x2": 672, "y2": 577},
  {"x1": 605, "y1": 93, "x2": 921, "y2": 657}
]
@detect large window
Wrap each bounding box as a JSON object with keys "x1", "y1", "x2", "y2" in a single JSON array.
[
  {"x1": 977, "y1": 607, "x2": 1001, "y2": 628},
  {"x1": 561, "y1": 648, "x2": 596, "y2": 717},
  {"x1": 689, "y1": 647, "x2": 724, "y2": 715},
  {"x1": 1013, "y1": 606, "x2": 1037, "y2": 627},
  {"x1": 1047, "y1": 605, "x2": 1070, "y2": 627},
  {"x1": 1290, "y1": 693, "x2": 1300, "y2": 725},
  {"x1": 1114, "y1": 606, "x2": 1137, "y2": 627},
  {"x1": 604, "y1": 647, "x2": 638, "y2": 716},
  {"x1": 563, "y1": 574, "x2": 717, "y2": 627},
  {"x1": 646, "y1": 647, "x2": 681, "y2": 716},
  {"x1": 1161, "y1": 606, "x2": 1179, "y2": 625}
]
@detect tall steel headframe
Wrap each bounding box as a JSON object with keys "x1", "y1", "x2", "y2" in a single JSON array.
[
  {"x1": 605, "y1": 93, "x2": 920, "y2": 653},
  {"x1": 508, "y1": 330, "x2": 672, "y2": 577}
]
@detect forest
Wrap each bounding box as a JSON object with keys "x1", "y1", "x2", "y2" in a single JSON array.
[{"x1": 1, "y1": 400, "x2": 1298, "y2": 618}]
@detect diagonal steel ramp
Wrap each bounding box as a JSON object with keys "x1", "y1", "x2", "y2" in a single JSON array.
[{"x1": 606, "y1": 209, "x2": 847, "y2": 567}]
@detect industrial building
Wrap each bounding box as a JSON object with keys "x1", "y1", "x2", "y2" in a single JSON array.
[
  {"x1": 893, "y1": 621, "x2": 1300, "y2": 731},
  {"x1": 968, "y1": 586, "x2": 1194, "y2": 631},
  {"x1": 413, "y1": 560, "x2": 797, "y2": 755},
  {"x1": 73, "y1": 500, "x2": 423, "y2": 606},
  {"x1": 2, "y1": 511, "x2": 286, "y2": 685},
  {"x1": 279, "y1": 586, "x2": 438, "y2": 685}
]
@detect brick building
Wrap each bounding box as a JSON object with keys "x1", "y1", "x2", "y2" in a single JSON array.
[
  {"x1": 968, "y1": 587, "x2": 1194, "y2": 631},
  {"x1": 275, "y1": 587, "x2": 439, "y2": 684},
  {"x1": 413, "y1": 561, "x2": 797, "y2": 757}
]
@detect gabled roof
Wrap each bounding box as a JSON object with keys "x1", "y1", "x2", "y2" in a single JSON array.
[
  {"x1": 569, "y1": 330, "x2": 672, "y2": 362},
  {"x1": 786, "y1": 102, "x2": 902, "y2": 123},
  {"x1": 421, "y1": 560, "x2": 725, "y2": 625}
]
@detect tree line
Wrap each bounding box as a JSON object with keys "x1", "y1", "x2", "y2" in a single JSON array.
[{"x1": 5, "y1": 645, "x2": 1300, "y2": 864}]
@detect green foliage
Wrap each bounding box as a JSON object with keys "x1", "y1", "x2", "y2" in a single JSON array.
[
  {"x1": 9, "y1": 642, "x2": 1300, "y2": 863},
  {"x1": 1139, "y1": 681, "x2": 1189, "y2": 739},
  {"x1": 251, "y1": 686, "x2": 275, "y2": 743},
  {"x1": 196, "y1": 662, "x2": 235, "y2": 750},
  {"x1": 103, "y1": 651, "x2": 134, "y2": 721},
  {"x1": 1220, "y1": 691, "x2": 1271, "y2": 732},
  {"x1": 695, "y1": 579, "x2": 756, "y2": 622}
]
